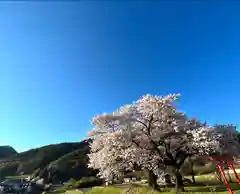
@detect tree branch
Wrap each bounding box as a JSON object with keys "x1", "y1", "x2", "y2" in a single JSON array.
[
  {"x1": 135, "y1": 119, "x2": 148, "y2": 129},
  {"x1": 147, "y1": 115, "x2": 154, "y2": 135},
  {"x1": 163, "y1": 140, "x2": 174, "y2": 161}
]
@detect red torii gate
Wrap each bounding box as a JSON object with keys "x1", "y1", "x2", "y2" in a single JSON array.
[{"x1": 209, "y1": 155, "x2": 240, "y2": 194}]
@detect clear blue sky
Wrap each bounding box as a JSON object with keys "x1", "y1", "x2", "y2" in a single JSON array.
[{"x1": 0, "y1": 2, "x2": 240, "y2": 152}]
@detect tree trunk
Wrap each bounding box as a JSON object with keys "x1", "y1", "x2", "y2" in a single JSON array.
[
  {"x1": 164, "y1": 174, "x2": 173, "y2": 186},
  {"x1": 147, "y1": 169, "x2": 157, "y2": 190},
  {"x1": 175, "y1": 171, "x2": 184, "y2": 194},
  {"x1": 227, "y1": 170, "x2": 232, "y2": 183},
  {"x1": 191, "y1": 173, "x2": 196, "y2": 185},
  {"x1": 189, "y1": 158, "x2": 196, "y2": 184}
]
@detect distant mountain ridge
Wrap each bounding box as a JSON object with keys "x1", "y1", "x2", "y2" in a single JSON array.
[{"x1": 0, "y1": 140, "x2": 95, "y2": 182}]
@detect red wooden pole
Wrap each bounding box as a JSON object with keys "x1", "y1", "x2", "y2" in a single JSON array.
[
  {"x1": 227, "y1": 160, "x2": 240, "y2": 184},
  {"x1": 217, "y1": 160, "x2": 233, "y2": 194}
]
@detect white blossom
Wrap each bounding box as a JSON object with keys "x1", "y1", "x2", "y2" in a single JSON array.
[{"x1": 88, "y1": 93, "x2": 240, "y2": 181}]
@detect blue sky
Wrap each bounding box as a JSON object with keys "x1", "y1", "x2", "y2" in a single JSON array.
[{"x1": 0, "y1": 2, "x2": 240, "y2": 152}]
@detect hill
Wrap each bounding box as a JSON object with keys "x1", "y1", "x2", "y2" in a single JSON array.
[
  {"x1": 0, "y1": 140, "x2": 95, "y2": 182},
  {"x1": 32, "y1": 141, "x2": 97, "y2": 183},
  {"x1": 0, "y1": 146, "x2": 17, "y2": 158}
]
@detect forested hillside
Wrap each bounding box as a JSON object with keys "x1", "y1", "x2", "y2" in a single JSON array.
[
  {"x1": 0, "y1": 140, "x2": 95, "y2": 182},
  {"x1": 0, "y1": 146, "x2": 17, "y2": 158}
]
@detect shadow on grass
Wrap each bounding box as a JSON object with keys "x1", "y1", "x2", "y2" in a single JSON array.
[
  {"x1": 111, "y1": 182, "x2": 240, "y2": 193},
  {"x1": 182, "y1": 183, "x2": 240, "y2": 192},
  {"x1": 145, "y1": 182, "x2": 240, "y2": 193}
]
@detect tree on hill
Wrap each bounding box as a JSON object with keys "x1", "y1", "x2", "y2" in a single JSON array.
[{"x1": 88, "y1": 93, "x2": 240, "y2": 193}]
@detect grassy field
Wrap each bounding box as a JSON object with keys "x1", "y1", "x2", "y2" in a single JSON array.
[
  {"x1": 4, "y1": 169, "x2": 238, "y2": 194},
  {"x1": 63, "y1": 186, "x2": 240, "y2": 194},
  {"x1": 60, "y1": 180, "x2": 240, "y2": 193},
  {"x1": 5, "y1": 172, "x2": 240, "y2": 194},
  {"x1": 61, "y1": 170, "x2": 240, "y2": 194}
]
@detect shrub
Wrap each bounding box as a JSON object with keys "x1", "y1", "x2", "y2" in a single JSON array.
[
  {"x1": 76, "y1": 177, "x2": 103, "y2": 188},
  {"x1": 55, "y1": 179, "x2": 76, "y2": 193},
  {"x1": 55, "y1": 184, "x2": 71, "y2": 193},
  {"x1": 68, "y1": 178, "x2": 77, "y2": 185},
  {"x1": 55, "y1": 177, "x2": 103, "y2": 193}
]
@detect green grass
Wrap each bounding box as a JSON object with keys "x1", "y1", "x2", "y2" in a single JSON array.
[
  {"x1": 63, "y1": 186, "x2": 240, "y2": 194},
  {"x1": 59, "y1": 169, "x2": 240, "y2": 194},
  {"x1": 184, "y1": 183, "x2": 240, "y2": 192},
  {"x1": 190, "y1": 169, "x2": 240, "y2": 183},
  {"x1": 61, "y1": 180, "x2": 240, "y2": 194},
  {"x1": 86, "y1": 187, "x2": 123, "y2": 194},
  {"x1": 64, "y1": 190, "x2": 83, "y2": 194},
  {"x1": 193, "y1": 174, "x2": 237, "y2": 182},
  {"x1": 64, "y1": 187, "x2": 160, "y2": 194},
  {"x1": 4, "y1": 174, "x2": 29, "y2": 180},
  {"x1": 54, "y1": 177, "x2": 103, "y2": 193},
  {"x1": 61, "y1": 176, "x2": 240, "y2": 194}
]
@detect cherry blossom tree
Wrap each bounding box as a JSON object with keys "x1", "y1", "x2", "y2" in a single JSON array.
[
  {"x1": 88, "y1": 93, "x2": 240, "y2": 192},
  {"x1": 88, "y1": 131, "x2": 135, "y2": 182}
]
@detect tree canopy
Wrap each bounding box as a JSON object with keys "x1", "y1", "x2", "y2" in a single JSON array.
[{"x1": 88, "y1": 93, "x2": 240, "y2": 191}]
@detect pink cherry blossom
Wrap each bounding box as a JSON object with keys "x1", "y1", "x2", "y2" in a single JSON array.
[{"x1": 88, "y1": 93, "x2": 240, "y2": 181}]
